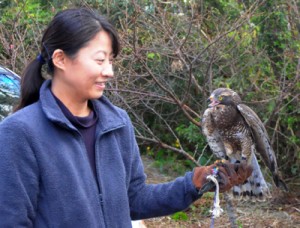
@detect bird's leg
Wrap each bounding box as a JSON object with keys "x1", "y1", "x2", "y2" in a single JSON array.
[
  {"x1": 240, "y1": 141, "x2": 254, "y2": 165},
  {"x1": 249, "y1": 154, "x2": 271, "y2": 200}
]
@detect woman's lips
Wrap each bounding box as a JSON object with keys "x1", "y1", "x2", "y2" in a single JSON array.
[{"x1": 95, "y1": 82, "x2": 106, "y2": 89}]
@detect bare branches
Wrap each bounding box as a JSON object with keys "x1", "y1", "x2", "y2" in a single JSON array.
[
  {"x1": 1, "y1": 0, "x2": 298, "y2": 172},
  {"x1": 0, "y1": 5, "x2": 45, "y2": 73},
  {"x1": 108, "y1": 1, "x2": 270, "y2": 166},
  {"x1": 107, "y1": 0, "x2": 300, "y2": 171}
]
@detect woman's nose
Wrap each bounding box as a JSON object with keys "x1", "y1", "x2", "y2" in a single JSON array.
[{"x1": 102, "y1": 63, "x2": 114, "y2": 78}]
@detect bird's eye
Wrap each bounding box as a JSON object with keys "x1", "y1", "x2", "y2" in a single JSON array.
[{"x1": 218, "y1": 96, "x2": 223, "y2": 101}]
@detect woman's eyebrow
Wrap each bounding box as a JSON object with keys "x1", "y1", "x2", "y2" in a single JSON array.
[{"x1": 93, "y1": 50, "x2": 113, "y2": 56}]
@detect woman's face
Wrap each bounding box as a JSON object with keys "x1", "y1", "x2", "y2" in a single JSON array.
[{"x1": 54, "y1": 30, "x2": 114, "y2": 102}]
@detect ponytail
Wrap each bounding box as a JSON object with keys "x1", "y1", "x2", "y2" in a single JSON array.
[{"x1": 14, "y1": 57, "x2": 45, "y2": 111}]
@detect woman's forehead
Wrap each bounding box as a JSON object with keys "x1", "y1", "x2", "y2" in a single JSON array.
[{"x1": 81, "y1": 31, "x2": 113, "y2": 56}]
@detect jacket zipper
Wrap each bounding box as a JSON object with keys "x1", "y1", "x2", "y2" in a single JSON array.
[
  {"x1": 94, "y1": 133, "x2": 108, "y2": 227},
  {"x1": 76, "y1": 132, "x2": 106, "y2": 226}
]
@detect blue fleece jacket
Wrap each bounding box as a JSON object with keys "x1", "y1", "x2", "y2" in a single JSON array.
[{"x1": 0, "y1": 80, "x2": 200, "y2": 227}]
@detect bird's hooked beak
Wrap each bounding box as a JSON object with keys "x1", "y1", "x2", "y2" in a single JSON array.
[{"x1": 207, "y1": 96, "x2": 220, "y2": 108}]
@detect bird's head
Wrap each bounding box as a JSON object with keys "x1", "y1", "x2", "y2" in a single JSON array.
[{"x1": 207, "y1": 88, "x2": 242, "y2": 108}]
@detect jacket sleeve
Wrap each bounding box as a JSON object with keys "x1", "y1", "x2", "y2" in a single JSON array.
[
  {"x1": 0, "y1": 118, "x2": 39, "y2": 226},
  {"x1": 123, "y1": 114, "x2": 200, "y2": 220}
]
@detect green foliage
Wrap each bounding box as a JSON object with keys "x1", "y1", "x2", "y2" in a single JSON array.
[
  {"x1": 290, "y1": 163, "x2": 299, "y2": 176},
  {"x1": 150, "y1": 149, "x2": 193, "y2": 176},
  {"x1": 147, "y1": 52, "x2": 161, "y2": 61},
  {"x1": 237, "y1": 219, "x2": 243, "y2": 228},
  {"x1": 176, "y1": 122, "x2": 202, "y2": 144},
  {"x1": 1, "y1": 1, "x2": 54, "y2": 24},
  {"x1": 0, "y1": 0, "x2": 62, "y2": 71},
  {"x1": 176, "y1": 122, "x2": 211, "y2": 165},
  {"x1": 171, "y1": 211, "x2": 188, "y2": 221}
]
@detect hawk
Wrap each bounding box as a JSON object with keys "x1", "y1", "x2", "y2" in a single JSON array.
[{"x1": 202, "y1": 88, "x2": 288, "y2": 200}]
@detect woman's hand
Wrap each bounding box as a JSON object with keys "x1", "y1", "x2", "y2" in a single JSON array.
[{"x1": 193, "y1": 160, "x2": 253, "y2": 192}]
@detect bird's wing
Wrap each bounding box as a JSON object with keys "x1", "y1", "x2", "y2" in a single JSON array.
[
  {"x1": 237, "y1": 104, "x2": 277, "y2": 172},
  {"x1": 237, "y1": 104, "x2": 288, "y2": 191},
  {"x1": 202, "y1": 108, "x2": 227, "y2": 159}
]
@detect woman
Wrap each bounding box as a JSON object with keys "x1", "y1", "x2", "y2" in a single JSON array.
[{"x1": 0, "y1": 8, "x2": 251, "y2": 227}]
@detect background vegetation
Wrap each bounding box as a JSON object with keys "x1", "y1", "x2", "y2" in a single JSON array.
[{"x1": 0, "y1": 0, "x2": 299, "y2": 187}]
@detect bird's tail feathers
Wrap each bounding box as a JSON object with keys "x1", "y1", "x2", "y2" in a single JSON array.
[
  {"x1": 230, "y1": 177, "x2": 271, "y2": 202},
  {"x1": 229, "y1": 154, "x2": 271, "y2": 202},
  {"x1": 273, "y1": 173, "x2": 288, "y2": 191}
]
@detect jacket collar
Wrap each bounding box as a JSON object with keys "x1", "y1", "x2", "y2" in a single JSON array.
[{"x1": 39, "y1": 80, "x2": 126, "y2": 133}]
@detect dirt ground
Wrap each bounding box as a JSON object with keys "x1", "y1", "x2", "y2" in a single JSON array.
[{"x1": 141, "y1": 155, "x2": 300, "y2": 228}]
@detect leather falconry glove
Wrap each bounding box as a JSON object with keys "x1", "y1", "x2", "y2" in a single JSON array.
[{"x1": 193, "y1": 161, "x2": 253, "y2": 193}]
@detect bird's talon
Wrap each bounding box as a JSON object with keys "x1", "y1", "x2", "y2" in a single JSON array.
[{"x1": 214, "y1": 159, "x2": 226, "y2": 165}]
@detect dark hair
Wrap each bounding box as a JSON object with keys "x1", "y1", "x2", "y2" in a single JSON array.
[{"x1": 15, "y1": 8, "x2": 120, "y2": 111}]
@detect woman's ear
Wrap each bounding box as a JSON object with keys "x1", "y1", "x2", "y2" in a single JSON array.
[{"x1": 52, "y1": 49, "x2": 66, "y2": 70}]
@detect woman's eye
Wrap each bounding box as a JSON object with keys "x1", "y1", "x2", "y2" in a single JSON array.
[
  {"x1": 96, "y1": 59, "x2": 105, "y2": 64},
  {"x1": 96, "y1": 59, "x2": 114, "y2": 64}
]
